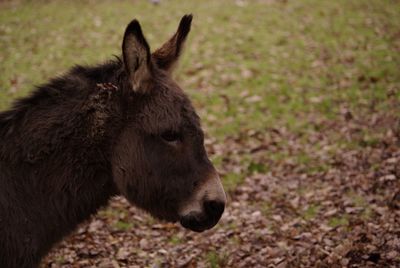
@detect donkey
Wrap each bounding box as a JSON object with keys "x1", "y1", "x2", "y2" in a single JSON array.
[{"x1": 0, "y1": 15, "x2": 226, "y2": 267}]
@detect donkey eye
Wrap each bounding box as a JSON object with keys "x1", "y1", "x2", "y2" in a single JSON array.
[{"x1": 160, "y1": 131, "x2": 181, "y2": 143}]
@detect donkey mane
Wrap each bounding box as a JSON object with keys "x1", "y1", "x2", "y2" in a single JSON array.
[{"x1": 0, "y1": 60, "x2": 124, "y2": 161}]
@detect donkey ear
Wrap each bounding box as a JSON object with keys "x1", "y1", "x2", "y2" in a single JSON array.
[
  {"x1": 122, "y1": 19, "x2": 152, "y2": 93},
  {"x1": 152, "y1": 14, "x2": 193, "y2": 72}
]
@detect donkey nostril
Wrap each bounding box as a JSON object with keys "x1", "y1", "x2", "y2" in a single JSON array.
[{"x1": 204, "y1": 200, "x2": 225, "y2": 218}]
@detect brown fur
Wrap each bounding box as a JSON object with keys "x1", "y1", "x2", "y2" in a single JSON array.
[{"x1": 0, "y1": 15, "x2": 223, "y2": 267}]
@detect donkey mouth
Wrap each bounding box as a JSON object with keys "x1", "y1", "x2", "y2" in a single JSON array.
[
  {"x1": 179, "y1": 200, "x2": 225, "y2": 232},
  {"x1": 179, "y1": 213, "x2": 219, "y2": 232}
]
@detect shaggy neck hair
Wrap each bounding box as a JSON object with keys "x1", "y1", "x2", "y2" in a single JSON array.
[{"x1": 0, "y1": 60, "x2": 128, "y2": 267}]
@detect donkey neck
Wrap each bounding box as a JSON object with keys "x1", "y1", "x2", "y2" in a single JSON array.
[{"x1": 0, "y1": 61, "x2": 126, "y2": 266}]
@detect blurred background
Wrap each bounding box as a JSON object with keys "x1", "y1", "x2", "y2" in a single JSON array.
[{"x1": 1, "y1": 0, "x2": 399, "y2": 267}]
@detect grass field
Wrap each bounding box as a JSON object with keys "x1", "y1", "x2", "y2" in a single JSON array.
[{"x1": 1, "y1": 0, "x2": 399, "y2": 267}]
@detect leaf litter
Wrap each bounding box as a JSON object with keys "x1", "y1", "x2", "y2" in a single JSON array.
[{"x1": 41, "y1": 104, "x2": 400, "y2": 267}]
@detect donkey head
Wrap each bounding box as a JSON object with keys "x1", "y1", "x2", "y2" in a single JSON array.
[{"x1": 112, "y1": 15, "x2": 226, "y2": 232}]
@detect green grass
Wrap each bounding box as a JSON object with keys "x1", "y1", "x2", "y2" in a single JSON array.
[
  {"x1": 302, "y1": 204, "x2": 320, "y2": 221},
  {"x1": 206, "y1": 250, "x2": 228, "y2": 268},
  {"x1": 328, "y1": 216, "x2": 349, "y2": 228},
  {"x1": 222, "y1": 172, "x2": 244, "y2": 192},
  {"x1": 113, "y1": 220, "x2": 133, "y2": 231},
  {"x1": 168, "y1": 235, "x2": 182, "y2": 245},
  {"x1": 1, "y1": 0, "x2": 399, "y2": 190},
  {"x1": 346, "y1": 191, "x2": 374, "y2": 220}
]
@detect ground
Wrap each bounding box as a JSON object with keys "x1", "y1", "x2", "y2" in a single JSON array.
[{"x1": 0, "y1": 0, "x2": 399, "y2": 267}]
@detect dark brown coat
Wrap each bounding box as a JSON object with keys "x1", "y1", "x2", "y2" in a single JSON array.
[{"x1": 0, "y1": 15, "x2": 226, "y2": 267}]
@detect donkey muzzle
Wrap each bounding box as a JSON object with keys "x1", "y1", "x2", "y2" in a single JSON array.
[
  {"x1": 180, "y1": 200, "x2": 225, "y2": 232},
  {"x1": 179, "y1": 174, "x2": 226, "y2": 232}
]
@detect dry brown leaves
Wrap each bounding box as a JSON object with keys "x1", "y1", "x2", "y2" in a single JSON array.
[{"x1": 42, "y1": 109, "x2": 399, "y2": 267}]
